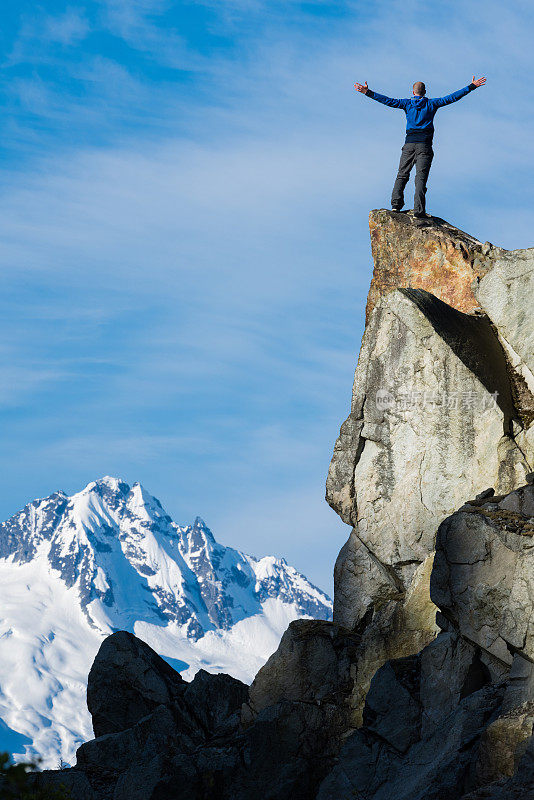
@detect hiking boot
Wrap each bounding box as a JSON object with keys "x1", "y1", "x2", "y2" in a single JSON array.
[
  {"x1": 391, "y1": 204, "x2": 403, "y2": 212},
  {"x1": 413, "y1": 212, "x2": 429, "y2": 219}
]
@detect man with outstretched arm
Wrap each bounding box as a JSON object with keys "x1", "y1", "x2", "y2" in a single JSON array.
[{"x1": 354, "y1": 76, "x2": 486, "y2": 218}]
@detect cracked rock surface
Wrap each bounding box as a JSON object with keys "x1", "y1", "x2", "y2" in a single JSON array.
[
  {"x1": 327, "y1": 211, "x2": 534, "y2": 719},
  {"x1": 432, "y1": 484, "x2": 534, "y2": 665},
  {"x1": 316, "y1": 481, "x2": 534, "y2": 800}
]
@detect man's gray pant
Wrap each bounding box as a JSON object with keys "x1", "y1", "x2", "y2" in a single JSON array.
[{"x1": 392, "y1": 142, "x2": 434, "y2": 214}]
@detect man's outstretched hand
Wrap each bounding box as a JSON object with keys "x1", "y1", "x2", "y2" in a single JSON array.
[
  {"x1": 354, "y1": 81, "x2": 368, "y2": 94},
  {"x1": 472, "y1": 75, "x2": 486, "y2": 88}
]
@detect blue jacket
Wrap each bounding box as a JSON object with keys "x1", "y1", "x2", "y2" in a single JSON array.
[{"x1": 366, "y1": 84, "x2": 476, "y2": 143}]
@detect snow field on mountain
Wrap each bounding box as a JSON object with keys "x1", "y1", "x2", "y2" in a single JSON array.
[
  {"x1": 0, "y1": 553, "x2": 100, "y2": 766},
  {"x1": 0, "y1": 478, "x2": 332, "y2": 767},
  {"x1": 135, "y1": 597, "x2": 306, "y2": 683}
]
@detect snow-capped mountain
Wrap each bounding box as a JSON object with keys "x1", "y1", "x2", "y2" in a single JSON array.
[{"x1": 0, "y1": 477, "x2": 331, "y2": 767}]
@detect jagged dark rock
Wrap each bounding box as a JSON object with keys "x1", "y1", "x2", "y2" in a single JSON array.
[
  {"x1": 36, "y1": 211, "x2": 534, "y2": 799},
  {"x1": 36, "y1": 630, "x2": 347, "y2": 800},
  {"x1": 244, "y1": 619, "x2": 361, "y2": 733},
  {"x1": 87, "y1": 631, "x2": 189, "y2": 738},
  {"x1": 35, "y1": 631, "x2": 249, "y2": 799},
  {"x1": 315, "y1": 481, "x2": 534, "y2": 799}
]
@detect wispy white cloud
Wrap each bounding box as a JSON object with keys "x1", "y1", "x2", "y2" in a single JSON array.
[
  {"x1": 96, "y1": 0, "x2": 210, "y2": 70},
  {"x1": 44, "y1": 8, "x2": 90, "y2": 45},
  {"x1": 1, "y1": 0, "x2": 534, "y2": 589},
  {"x1": 0, "y1": 365, "x2": 70, "y2": 407},
  {"x1": 7, "y1": 8, "x2": 90, "y2": 65}
]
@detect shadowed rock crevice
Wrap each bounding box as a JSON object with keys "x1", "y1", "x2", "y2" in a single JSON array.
[
  {"x1": 497, "y1": 328, "x2": 534, "y2": 429},
  {"x1": 460, "y1": 651, "x2": 492, "y2": 699},
  {"x1": 398, "y1": 288, "x2": 517, "y2": 428}
]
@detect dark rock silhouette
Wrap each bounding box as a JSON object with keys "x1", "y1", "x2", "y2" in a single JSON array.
[{"x1": 35, "y1": 627, "x2": 350, "y2": 799}]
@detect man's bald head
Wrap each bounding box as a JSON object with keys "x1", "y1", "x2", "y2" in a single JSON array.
[{"x1": 413, "y1": 81, "x2": 426, "y2": 96}]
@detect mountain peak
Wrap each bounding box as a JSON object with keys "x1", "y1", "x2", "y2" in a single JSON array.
[
  {"x1": 85, "y1": 476, "x2": 130, "y2": 494},
  {"x1": 128, "y1": 481, "x2": 167, "y2": 519},
  {"x1": 0, "y1": 478, "x2": 332, "y2": 640},
  {"x1": 0, "y1": 479, "x2": 332, "y2": 767},
  {"x1": 190, "y1": 516, "x2": 215, "y2": 542}
]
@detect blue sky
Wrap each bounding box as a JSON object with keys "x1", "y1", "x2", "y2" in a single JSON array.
[{"x1": 1, "y1": 0, "x2": 533, "y2": 593}]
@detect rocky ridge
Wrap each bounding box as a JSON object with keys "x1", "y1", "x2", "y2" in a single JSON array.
[{"x1": 35, "y1": 210, "x2": 534, "y2": 799}]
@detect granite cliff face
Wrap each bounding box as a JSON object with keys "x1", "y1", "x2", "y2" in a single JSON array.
[
  {"x1": 327, "y1": 210, "x2": 534, "y2": 721},
  {"x1": 35, "y1": 210, "x2": 534, "y2": 799}
]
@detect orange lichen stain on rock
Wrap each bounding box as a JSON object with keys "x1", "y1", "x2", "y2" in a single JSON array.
[{"x1": 365, "y1": 210, "x2": 492, "y2": 324}]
